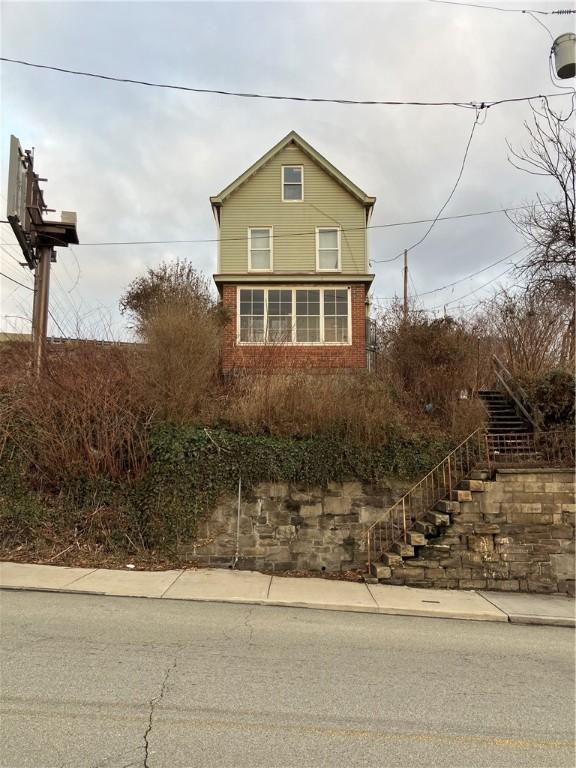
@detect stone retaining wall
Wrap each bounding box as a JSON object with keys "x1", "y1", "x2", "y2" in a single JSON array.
[
  {"x1": 180, "y1": 479, "x2": 409, "y2": 572},
  {"x1": 380, "y1": 469, "x2": 575, "y2": 595},
  {"x1": 181, "y1": 469, "x2": 575, "y2": 594}
]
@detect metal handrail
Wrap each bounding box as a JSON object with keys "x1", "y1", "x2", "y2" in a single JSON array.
[
  {"x1": 366, "y1": 426, "x2": 574, "y2": 572},
  {"x1": 492, "y1": 354, "x2": 541, "y2": 430},
  {"x1": 366, "y1": 427, "x2": 488, "y2": 572}
]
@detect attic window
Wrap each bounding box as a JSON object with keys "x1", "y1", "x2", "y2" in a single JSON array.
[{"x1": 282, "y1": 166, "x2": 303, "y2": 201}]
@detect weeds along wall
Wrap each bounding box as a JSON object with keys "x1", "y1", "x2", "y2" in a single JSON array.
[
  {"x1": 0, "y1": 424, "x2": 454, "y2": 562},
  {"x1": 140, "y1": 426, "x2": 454, "y2": 551}
]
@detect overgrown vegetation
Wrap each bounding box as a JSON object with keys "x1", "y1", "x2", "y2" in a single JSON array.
[{"x1": 1, "y1": 247, "x2": 572, "y2": 568}]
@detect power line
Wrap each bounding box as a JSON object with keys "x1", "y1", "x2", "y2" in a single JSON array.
[
  {"x1": 372, "y1": 244, "x2": 529, "y2": 301},
  {"x1": 372, "y1": 109, "x2": 481, "y2": 264},
  {"x1": 0, "y1": 271, "x2": 34, "y2": 291},
  {"x1": 429, "y1": 256, "x2": 529, "y2": 310},
  {"x1": 429, "y1": 0, "x2": 573, "y2": 15},
  {"x1": 0, "y1": 56, "x2": 570, "y2": 109},
  {"x1": 0, "y1": 203, "x2": 552, "y2": 248}
]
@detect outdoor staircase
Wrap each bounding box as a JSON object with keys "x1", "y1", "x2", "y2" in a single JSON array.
[
  {"x1": 479, "y1": 389, "x2": 536, "y2": 458},
  {"x1": 369, "y1": 471, "x2": 491, "y2": 581}
]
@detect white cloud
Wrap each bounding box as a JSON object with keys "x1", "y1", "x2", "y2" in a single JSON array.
[{"x1": 1, "y1": 0, "x2": 573, "y2": 338}]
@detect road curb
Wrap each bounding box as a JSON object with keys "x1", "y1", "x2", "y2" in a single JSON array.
[{"x1": 2, "y1": 583, "x2": 574, "y2": 626}]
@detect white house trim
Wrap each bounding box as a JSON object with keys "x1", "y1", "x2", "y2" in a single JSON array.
[{"x1": 236, "y1": 284, "x2": 352, "y2": 346}]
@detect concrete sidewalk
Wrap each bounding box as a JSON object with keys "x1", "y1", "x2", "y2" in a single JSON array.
[{"x1": 0, "y1": 561, "x2": 574, "y2": 626}]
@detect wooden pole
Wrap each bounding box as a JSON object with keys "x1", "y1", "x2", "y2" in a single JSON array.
[
  {"x1": 32, "y1": 244, "x2": 52, "y2": 377},
  {"x1": 403, "y1": 249, "x2": 408, "y2": 322}
]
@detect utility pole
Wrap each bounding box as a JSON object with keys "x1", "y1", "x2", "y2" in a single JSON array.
[
  {"x1": 32, "y1": 244, "x2": 53, "y2": 376},
  {"x1": 403, "y1": 249, "x2": 408, "y2": 322}
]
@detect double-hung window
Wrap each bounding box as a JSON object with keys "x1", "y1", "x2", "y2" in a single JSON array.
[
  {"x1": 239, "y1": 289, "x2": 265, "y2": 342},
  {"x1": 317, "y1": 228, "x2": 341, "y2": 271},
  {"x1": 267, "y1": 289, "x2": 292, "y2": 342},
  {"x1": 296, "y1": 289, "x2": 320, "y2": 342},
  {"x1": 249, "y1": 228, "x2": 272, "y2": 271},
  {"x1": 238, "y1": 287, "x2": 350, "y2": 345},
  {"x1": 323, "y1": 288, "x2": 349, "y2": 342},
  {"x1": 282, "y1": 166, "x2": 303, "y2": 201}
]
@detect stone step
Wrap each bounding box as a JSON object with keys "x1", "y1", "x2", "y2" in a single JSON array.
[
  {"x1": 406, "y1": 531, "x2": 427, "y2": 547},
  {"x1": 469, "y1": 470, "x2": 491, "y2": 480},
  {"x1": 458, "y1": 479, "x2": 485, "y2": 492},
  {"x1": 369, "y1": 563, "x2": 392, "y2": 580},
  {"x1": 450, "y1": 489, "x2": 473, "y2": 502},
  {"x1": 382, "y1": 551, "x2": 403, "y2": 566},
  {"x1": 434, "y1": 499, "x2": 460, "y2": 514},
  {"x1": 414, "y1": 520, "x2": 438, "y2": 536},
  {"x1": 392, "y1": 541, "x2": 415, "y2": 557},
  {"x1": 425, "y1": 510, "x2": 451, "y2": 526}
]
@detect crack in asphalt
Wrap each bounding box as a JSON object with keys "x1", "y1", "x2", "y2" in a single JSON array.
[
  {"x1": 142, "y1": 654, "x2": 179, "y2": 768},
  {"x1": 244, "y1": 605, "x2": 256, "y2": 648}
]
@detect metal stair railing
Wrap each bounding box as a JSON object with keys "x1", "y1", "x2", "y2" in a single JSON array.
[
  {"x1": 492, "y1": 354, "x2": 541, "y2": 431},
  {"x1": 366, "y1": 428, "x2": 488, "y2": 572}
]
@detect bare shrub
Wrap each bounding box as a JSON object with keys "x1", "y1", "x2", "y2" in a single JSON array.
[
  {"x1": 222, "y1": 371, "x2": 407, "y2": 446},
  {"x1": 478, "y1": 289, "x2": 574, "y2": 378},
  {"x1": 139, "y1": 303, "x2": 223, "y2": 424},
  {"x1": 374, "y1": 303, "x2": 485, "y2": 435},
  {"x1": 0, "y1": 342, "x2": 151, "y2": 488},
  {"x1": 120, "y1": 258, "x2": 225, "y2": 423}
]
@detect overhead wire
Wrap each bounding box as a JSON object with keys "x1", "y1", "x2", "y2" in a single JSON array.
[
  {"x1": 372, "y1": 108, "x2": 482, "y2": 264},
  {"x1": 428, "y1": 1, "x2": 573, "y2": 16},
  {"x1": 0, "y1": 56, "x2": 571, "y2": 109},
  {"x1": 372, "y1": 244, "x2": 529, "y2": 301},
  {"x1": 1, "y1": 203, "x2": 553, "y2": 247},
  {"x1": 428, "y1": 255, "x2": 530, "y2": 310},
  {"x1": 0, "y1": 271, "x2": 34, "y2": 291}
]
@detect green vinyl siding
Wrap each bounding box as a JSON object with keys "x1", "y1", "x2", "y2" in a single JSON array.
[{"x1": 218, "y1": 144, "x2": 367, "y2": 274}]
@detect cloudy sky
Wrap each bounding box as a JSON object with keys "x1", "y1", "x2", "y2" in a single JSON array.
[{"x1": 1, "y1": 0, "x2": 573, "y2": 340}]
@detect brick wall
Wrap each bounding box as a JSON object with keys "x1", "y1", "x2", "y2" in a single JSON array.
[{"x1": 220, "y1": 283, "x2": 368, "y2": 372}]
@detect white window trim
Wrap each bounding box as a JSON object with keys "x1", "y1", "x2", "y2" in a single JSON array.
[
  {"x1": 316, "y1": 226, "x2": 342, "y2": 272},
  {"x1": 248, "y1": 227, "x2": 273, "y2": 272},
  {"x1": 281, "y1": 165, "x2": 304, "y2": 203},
  {"x1": 236, "y1": 285, "x2": 352, "y2": 346}
]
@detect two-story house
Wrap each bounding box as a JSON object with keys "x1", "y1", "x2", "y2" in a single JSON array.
[{"x1": 210, "y1": 131, "x2": 375, "y2": 372}]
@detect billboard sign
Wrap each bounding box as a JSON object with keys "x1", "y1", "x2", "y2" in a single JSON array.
[
  {"x1": 6, "y1": 135, "x2": 35, "y2": 267},
  {"x1": 7, "y1": 135, "x2": 30, "y2": 229}
]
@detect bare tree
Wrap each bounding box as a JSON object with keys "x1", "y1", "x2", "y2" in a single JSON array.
[
  {"x1": 507, "y1": 99, "x2": 575, "y2": 302},
  {"x1": 480, "y1": 288, "x2": 574, "y2": 378}
]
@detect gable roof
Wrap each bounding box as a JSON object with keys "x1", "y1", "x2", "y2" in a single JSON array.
[{"x1": 210, "y1": 130, "x2": 376, "y2": 213}]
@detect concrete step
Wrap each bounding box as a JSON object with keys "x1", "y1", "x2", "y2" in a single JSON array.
[{"x1": 392, "y1": 541, "x2": 415, "y2": 558}]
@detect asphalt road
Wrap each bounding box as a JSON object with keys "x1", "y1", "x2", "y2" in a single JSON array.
[{"x1": 0, "y1": 590, "x2": 574, "y2": 768}]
